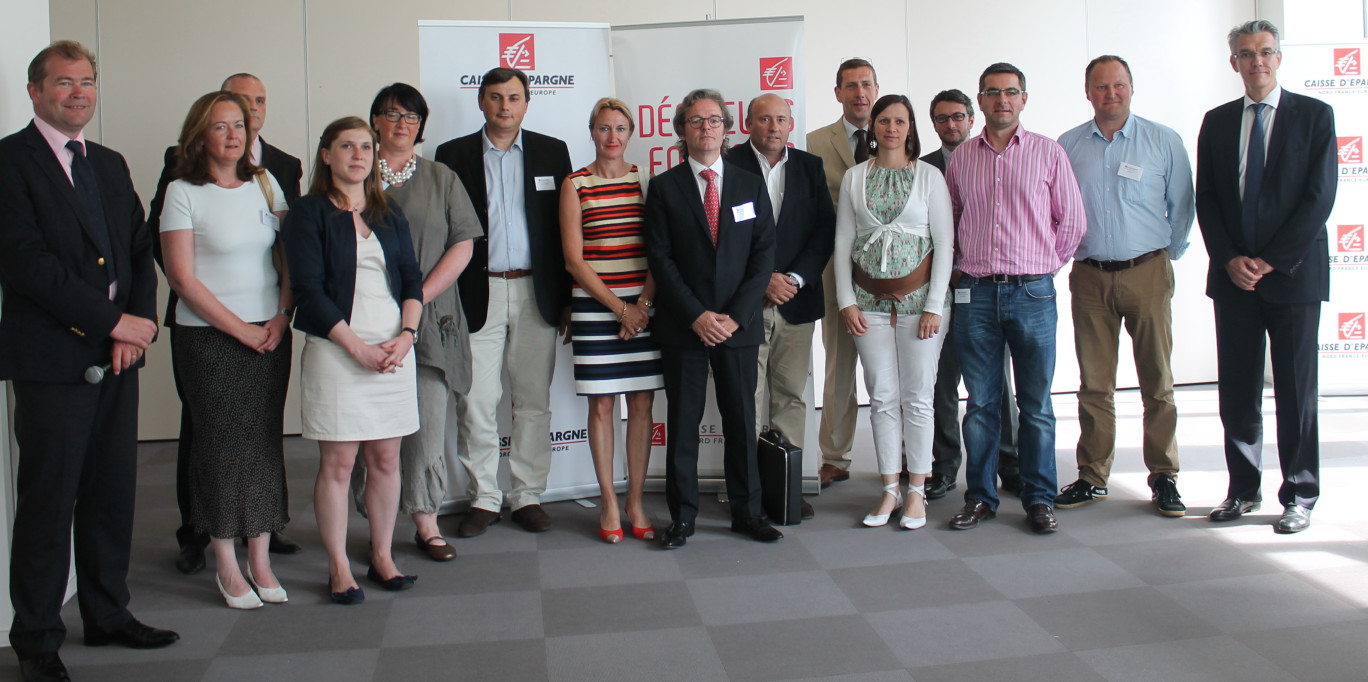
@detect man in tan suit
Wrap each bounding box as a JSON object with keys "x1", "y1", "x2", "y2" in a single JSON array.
[{"x1": 806, "y1": 58, "x2": 878, "y2": 488}]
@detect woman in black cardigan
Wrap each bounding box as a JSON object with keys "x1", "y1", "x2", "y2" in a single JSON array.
[{"x1": 284, "y1": 116, "x2": 423, "y2": 604}]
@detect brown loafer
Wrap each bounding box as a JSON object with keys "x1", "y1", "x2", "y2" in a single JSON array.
[
  {"x1": 819, "y1": 463, "x2": 850, "y2": 489},
  {"x1": 510, "y1": 504, "x2": 553, "y2": 533},
  {"x1": 1026, "y1": 503, "x2": 1059, "y2": 534},
  {"x1": 456, "y1": 507, "x2": 501, "y2": 538},
  {"x1": 949, "y1": 498, "x2": 996, "y2": 530},
  {"x1": 416, "y1": 532, "x2": 457, "y2": 561}
]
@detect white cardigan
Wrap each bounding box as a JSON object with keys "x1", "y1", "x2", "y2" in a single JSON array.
[{"x1": 833, "y1": 159, "x2": 954, "y2": 316}]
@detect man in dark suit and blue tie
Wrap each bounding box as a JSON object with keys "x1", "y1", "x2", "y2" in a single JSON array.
[
  {"x1": 1196, "y1": 20, "x2": 1336, "y2": 534},
  {"x1": 645, "y1": 88, "x2": 781, "y2": 549},
  {"x1": 0, "y1": 41, "x2": 178, "y2": 682}
]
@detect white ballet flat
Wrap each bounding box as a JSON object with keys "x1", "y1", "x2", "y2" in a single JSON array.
[
  {"x1": 246, "y1": 564, "x2": 288, "y2": 604},
  {"x1": 900, "y1": 483, "x2": 927, "y2": 530},
  {"x1": 217, "y1": 573, "x2": 264, "y2": 610},
  {"x1": 862, "y1": 482, "x2": 904, "y2": 527}
]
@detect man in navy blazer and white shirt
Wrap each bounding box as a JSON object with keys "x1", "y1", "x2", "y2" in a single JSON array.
[
  {"x1": 728, "y1": 94, "x2": 834, "y2": 521},
  {"x1": 0, "y1": 41, "x2": 178, "y2": 682},
  {"x1": 434, "y1": 67, "x2": 573, "y2": 539},
  {"x1": 645, "y1": 88, "x2": 781, "y2": 549},
  {"x1": 1196, "y1": 20, "x2": 1336, "y2": 534}
]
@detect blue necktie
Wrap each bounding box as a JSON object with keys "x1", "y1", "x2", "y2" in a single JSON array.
[
  {"x1": 66, "y1": 140, "x2": 115, "y2": 277},
  {"x1": 1241, "y1": 103, "x2": 1267, "y2": 252}
]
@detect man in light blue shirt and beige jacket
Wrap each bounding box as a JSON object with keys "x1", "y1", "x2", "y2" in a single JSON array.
[{"x1": 1055, "y1": 55, "x2": 1195, "y2": 517}]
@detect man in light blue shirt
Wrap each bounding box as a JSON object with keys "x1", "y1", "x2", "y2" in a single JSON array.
[{"x1": 1056, "y1": 55, "x2": 1195, "y2": 517}]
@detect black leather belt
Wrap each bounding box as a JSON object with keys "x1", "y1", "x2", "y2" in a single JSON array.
[
  {"x1": 1079, "y1": 249, "x2": 1163, "y2": 272},
  {"x1": 959, "y1": 274, "x2": 1047, "y2": 285}
]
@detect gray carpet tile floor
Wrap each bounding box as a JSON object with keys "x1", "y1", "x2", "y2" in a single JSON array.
[{"x1": 5, "y1": 385, "x2": 1368, "y2": 681}]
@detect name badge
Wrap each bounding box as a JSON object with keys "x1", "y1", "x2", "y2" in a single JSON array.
[
  {"x1": 732, "y1": 202, "x2": 756, "y2": 222},
  {"x1": 261, "y1": 209, "x2": 280, "y2": 231},
  {"x1": 954, "y1": 288, "x2": 971, "y2": 304},
  {"x1": 1118, "y1": 162, "x2": 1144, "y2": 181},
  {"x1": 534, "y1": 175, "x2": 556, "y2": 191}
]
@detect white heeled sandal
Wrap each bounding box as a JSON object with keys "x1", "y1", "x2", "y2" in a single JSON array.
[
  {"x1": 246, "y1": 564, "x2": 288, "y2": 604},
  {"x1": 862, "y1": 482, "x2": 904, "y2": 527},
  {"x1": 217, "y1": 573, "x2": 264, "y2": 610},
  {"x1": 900, "y1": 483, "x2": 927, "y2": 530}
]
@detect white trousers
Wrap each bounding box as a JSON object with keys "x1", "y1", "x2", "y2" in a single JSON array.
[
  {"x1": 457, "y1": 277, "x2": 557, "y2": 512},
  {"x1": 852, "y1": 309, "x2": 951, "y2": 476}
]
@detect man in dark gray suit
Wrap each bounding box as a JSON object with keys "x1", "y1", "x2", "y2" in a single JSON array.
[{"x1": 1196, "y1": 20, "x2": 1336, "y2": 533}]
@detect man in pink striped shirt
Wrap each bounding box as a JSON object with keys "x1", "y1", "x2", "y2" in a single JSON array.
[{"x1": 943, "y1": 62, "x2": 1086, "y2": 535}]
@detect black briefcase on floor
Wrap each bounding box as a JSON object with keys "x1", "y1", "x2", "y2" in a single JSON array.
[{"x1": 757, "y1": 427, "x2": 803, "y2": 525}]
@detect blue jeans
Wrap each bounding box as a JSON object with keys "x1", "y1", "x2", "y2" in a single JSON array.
[{"x1": 953, "y1": 276, "x2": 1059, "y2": 510}]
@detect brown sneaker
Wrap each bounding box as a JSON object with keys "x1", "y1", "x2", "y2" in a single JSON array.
[
  {"x1": 510, "y1": 504, "x2": 553, "y2": 533},
  {"x1": 456, "y1": 507, "x2": 501, "y2": 538},
  {"x1": 819, "y1": 463, "x2": 850, "y2": 489}
]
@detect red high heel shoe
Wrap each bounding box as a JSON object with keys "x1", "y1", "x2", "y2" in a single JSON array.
[
  {"x1": 630, "y1": 524, "x2": 656, "y2": 541},
  {"x1": 599, "y1": 526, "x2": 623, "y2": 544}
]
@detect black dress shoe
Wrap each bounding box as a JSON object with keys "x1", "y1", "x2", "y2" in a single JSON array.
[
  {"x1": 175, "y1": 543, "x2": 205, "y2": 575},
  {"x1": 731, "y1": 517, "x2": 784, "y2": 543},
  {"x1": 366, "y1": 564, "x2": 417, "y2": 591},
  {"x1": 1209, "y1": 497, "x2": 1261, "y2": 522},
  {"x1": 1274, "y1": 505, "x2": 1312, "y2": 534},
  {"x1": 800, "y1": 499, "x2": 815, "y2": 520},
  {"x1": 659, "y1": 521, "x2": 695, "y2": 549},
  {"x1": 1026, "y1": 503, "x2": 1059, "y2": 534},
  {"x1": 84, "y1": 619, "x2": 180, "y2": 649},
  {"x1": 269, "y1": 530, "x2": 303, "y2": 554},
  {"x1": 19, "y1": 652, "x2": 69, "y2": 682},
  {"x1": 924, "y1": 474, "x2": 956, "y2": 501},
  {"x1": 949, "y1": 498, "x2": 996, "y2": 530},
  {"x1": 329, "y1": 580, "x2": 365, "y2": 605}
]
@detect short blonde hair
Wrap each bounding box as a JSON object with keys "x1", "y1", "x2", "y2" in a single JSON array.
[{"x1": 588, "y1": 97, "x2": 635, "y2": 133}]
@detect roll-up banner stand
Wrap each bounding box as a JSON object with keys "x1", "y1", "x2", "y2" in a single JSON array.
[
  {"x1": 612, "y1": 17, "x2": 819, "y2": 494},
  {"x1": 418, "y1": 21, "x2": 617, "y2": 509},
  {"x1": 1280, "y1": 43, "x2": 1368, "y2": 395}
]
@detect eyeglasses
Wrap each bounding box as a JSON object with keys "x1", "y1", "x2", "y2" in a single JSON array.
[
  {"x1": 686, "y1": 116, "x2": 725, "y2": 129},
  {"x1": 1235, "y1": 48, "x2": 1280, "y2": 61},
  {"x1": 979, "y1": 88, "x2": 1024, "y2": 98},
  {"x1": 382, "y1": 110, "x2": 422, "y2": 124},
  {"x1": 933, "y1": 113, "x2": 969, "y2": 124}
]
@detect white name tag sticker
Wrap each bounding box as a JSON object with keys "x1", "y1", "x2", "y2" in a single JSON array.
[
  {"x1": 732, "y1": 202, "x2": 756, "y2": 222},
  {"x1": 955, "y1": 288, "x2": 971, "y2": 304},
  {"x1": 1118, "y1": 162, "x2": 1144, "y2": 181},
  {"x1": 261, "y1": 209, "x2": 280, "y2": 231},
  {"x1": 534, "y1": 175, "x2": 556, "y2": 191}
]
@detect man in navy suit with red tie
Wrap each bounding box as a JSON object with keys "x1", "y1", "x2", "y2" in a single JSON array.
[
  {"x1": 645, "y1": 88, "x2": 781, "y2": 549},
  {"x1": 1196, "y1": 20, "x2": 1336, "y2": 534},
  {"x1": 0, "y1": 41, "x2": 178, "y2": 682}
]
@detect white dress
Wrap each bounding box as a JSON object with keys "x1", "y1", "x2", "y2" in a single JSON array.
[{"x1": 300, "y1": 231, "x2": 419, "y2": 440}]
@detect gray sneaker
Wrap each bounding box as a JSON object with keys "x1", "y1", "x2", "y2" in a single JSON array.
[
  {"x1": 1151, "y1": 476, "x2": 1186, "y2": 517},
  {"x1": 1055, "y1": 480, "x2": 1107, "y2": 509}
]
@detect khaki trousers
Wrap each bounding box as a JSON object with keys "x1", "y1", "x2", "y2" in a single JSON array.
[
  {"x1": 818, "y1": 260, "x2": 860, "y2": 468},
  {"x1": 457, "y1": 277, "x2": 557, "y2": 511},
  {"x1": 754, "y1": 306, "x2": 816, "y2": 450},
  {"x1": 1069, "y1": 253, "x2": 1179, "y2": 487}
]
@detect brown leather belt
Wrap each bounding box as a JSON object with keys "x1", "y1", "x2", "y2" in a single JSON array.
[
  {"x1": 488, "y1": 268, "x2": 532, "y2": 279},
  {"x1": 851, "y1": 252, "x2": 934, "y2": 326},
  {"x1": 1079, "y1": 249, "x2": 1163, "y2": 272}
]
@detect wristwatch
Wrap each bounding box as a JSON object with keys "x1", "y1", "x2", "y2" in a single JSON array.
[
  {"x1": 402, "y1": 326, "x2": 420, "y2": 343},
  {"x1": 276, "y1": 307, "x2": 294, "y2": 321}
]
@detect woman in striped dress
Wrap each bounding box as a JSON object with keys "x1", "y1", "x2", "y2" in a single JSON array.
[{"x1": 560, "y1": 98, "x2": 664, "y2": 544}]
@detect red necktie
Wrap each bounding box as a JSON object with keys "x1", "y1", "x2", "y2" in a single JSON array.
[{"x1": 700, "y1": 168, "x2": 719, "y2": 247}]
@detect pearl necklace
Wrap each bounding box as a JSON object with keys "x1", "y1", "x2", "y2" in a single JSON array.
[{"x1": 379, "y1": 156, "x2": 417, "y2": 185}]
